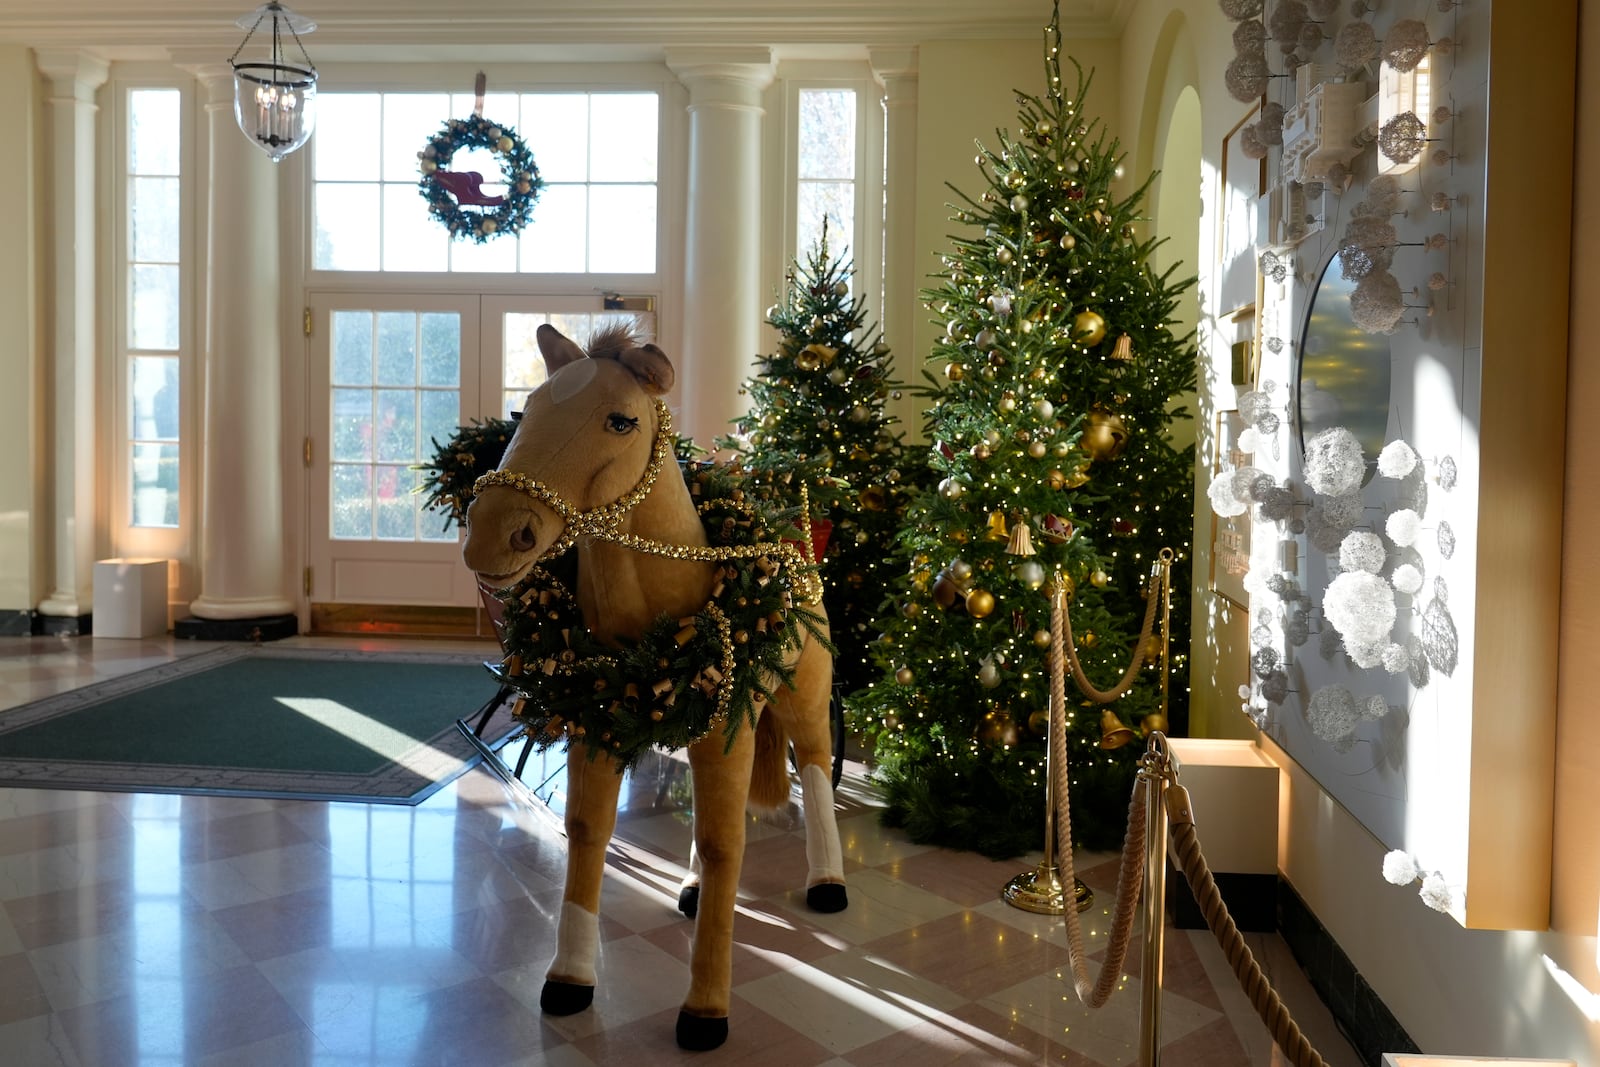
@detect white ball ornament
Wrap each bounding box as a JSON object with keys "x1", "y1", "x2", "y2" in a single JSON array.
[
  {"x1": 1304, "y1": 427, "x2": 1366, "y2": 496},
  {"x1": 1386, "y1": 509, "x2": 1421, "y2": 547},
  {"x1": 1035, "y1": 399, "x2": 1055, "y2": 419},
  {"x1": 1377, "y1": 439, "x2": 1419, "y2": 479}
]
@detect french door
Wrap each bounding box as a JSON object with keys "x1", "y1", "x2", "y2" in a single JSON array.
[{"x1": 304, "y1": 292, "x2": 650, "y2": 609}]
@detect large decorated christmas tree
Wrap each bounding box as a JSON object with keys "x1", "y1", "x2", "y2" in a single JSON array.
[
  {"x1": 853, "y1": 14, "x2": 1197, "y2": 857},
  {"x1": 721, "y1": 231, "x2": 917, "y2": 695}
]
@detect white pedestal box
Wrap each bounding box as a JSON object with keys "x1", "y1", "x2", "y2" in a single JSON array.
[
  {"x1": 92, "y1": 558, "x2": 170, "y2": 638},
  {"x1": 1167, "y1": 738, "x2": 1280, "y2": 876}
]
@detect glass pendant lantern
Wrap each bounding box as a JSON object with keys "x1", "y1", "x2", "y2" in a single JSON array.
[{"x1": 229, "y1": 2, "x2": 318, "y2": 162}]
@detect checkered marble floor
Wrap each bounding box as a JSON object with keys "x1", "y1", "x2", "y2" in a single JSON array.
[{"x1": 0, "y1": 634, "x2": 1363, "y2": 1066}]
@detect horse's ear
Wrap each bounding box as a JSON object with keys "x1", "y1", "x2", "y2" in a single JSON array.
[
  {"x1": 536, "y1": 324, "x2": 588, "y2": 372},
  {"x1": 617, "y1": 343, "x2": 675, "y2": 396}
]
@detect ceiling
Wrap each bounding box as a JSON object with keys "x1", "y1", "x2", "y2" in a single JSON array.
[{"x1": 0, "y1": 0, "x2": 1132, "y2": 62}]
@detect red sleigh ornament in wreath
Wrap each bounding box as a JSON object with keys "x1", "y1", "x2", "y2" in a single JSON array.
[{"x1": 418, "y1": 74, "x2": 543, "y2": 243}]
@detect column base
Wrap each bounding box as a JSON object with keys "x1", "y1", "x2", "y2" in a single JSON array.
[
  {"x1": 35, "y1": 612, "x2": 92, "y2": 636},
  {"x1": 0, "y1": 610, "x2": 36, "y2": 636},
  {"x1": 174, "y1": 613, "x2": 298, "y2": 642}
]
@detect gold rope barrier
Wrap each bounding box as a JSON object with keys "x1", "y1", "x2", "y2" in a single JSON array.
[{"x1": 1030, "y1": 546, "x2": 1331, "y2": 1067}]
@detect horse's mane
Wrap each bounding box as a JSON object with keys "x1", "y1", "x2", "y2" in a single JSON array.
[{"x1": 585, "y1": 320, "x2": 646, "y2": 362}]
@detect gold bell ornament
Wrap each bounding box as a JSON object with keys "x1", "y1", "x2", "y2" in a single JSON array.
[
  {"x1": 985, "y1": 511, "x2": 1010, "y2": 541},
  {"x1": 1098, "y1": 709, "x2": 1139, "y2": 749},
  {"x1": 1080, "y1": 409, "x2": 1129, "y2": 462}
]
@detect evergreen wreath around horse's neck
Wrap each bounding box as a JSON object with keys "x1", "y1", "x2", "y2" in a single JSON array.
[
  {"x1": 418, "y1": 113, "x2": 542, "y2": 242},
  {"x1": 484, "y1": 457, "x2": 832, "y2": 769}
]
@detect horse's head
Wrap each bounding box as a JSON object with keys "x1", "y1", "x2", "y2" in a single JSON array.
[{"x1": 462, "y1": 322, "x2": 675, "y2": 590}]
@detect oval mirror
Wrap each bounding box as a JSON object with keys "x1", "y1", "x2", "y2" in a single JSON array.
[{"x1": 1295, "y1": 254, "x2": 1392, "y2": 481}]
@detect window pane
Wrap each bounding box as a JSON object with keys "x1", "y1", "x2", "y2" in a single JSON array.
[
  {"x1": 382, "y1": 184, "x2": 449, "y2": 272},
  {"x1": 373, "y1": 389, "x2": 417, "y2": 463},
  {"x1": 798, "y1": 181, "x2": 854, "y2": 261},
  {"x1": 131, "y1": 442, "x2": 179, "y2": 528},
  {"x1": 588, "y1": 185, "x2": 656, "y2": 274},
  {"x1": 418, "y1": 314, "x2": 460, "y2": 387},
  {"x1": 503, "y1": 312, "x2": 548, "y2": 396},
  {"x1": 131, "y1": 264, "x2": 180, "y2": 350},
  {"x1": 331, "y1": 312, "x2": 373, "y2": 386},
  {"x1": 131, "y1": 177, "x2": 180, "y2": 262},
  {"x1": 374, "y1": 313, "x2": 417, "y2": 386},
  {"x1": 131, "y1": 356, "x2": 179, "y2": 441},
  {"x1": 419, "y1": 389, "x2": 460, "y2": 457},
  {"x1": 520, "y1": 185, "x2": 587, "y2": 273},
  {"x1": 451, "y1": 92, "x2": 520, "y2": 127},
  {"x1": 331, "y1": 463, "x2": 372, "y2": 539},
  {"x1": 799, "y1": 90, "x2": 856, "y2": 179},
  {"x1": 589, "y1": 94, "x2": 657, "y2": 182},
  {"x1": 314, "y1": 183, "x2": 381, "y2": 271},
  {"x1": 450, "y1": 230, "x2": 518, "y2": 273},
  {"x1": 525, "y1": 94, "x2": 589, "y2": 182},
  {"x1": 332, "y1": 388, "x2": 373, "y2": 462},
  {"x1": 130, "y1": 89, "x2": 181, "y2": 175},
  {"x1": 315, "y1": 94, "x2": 382, "y2": 181},
  {"x1": 382, "y1": 93, "x2": 450, "y2": 182},
  {"x1": 373, "y1": 464, "x2": 414, "y2": 539}
]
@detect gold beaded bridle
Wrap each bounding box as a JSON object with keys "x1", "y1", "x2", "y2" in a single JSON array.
[{"x1": 470, "y1": 398, "x2": 823, "y2": 606}]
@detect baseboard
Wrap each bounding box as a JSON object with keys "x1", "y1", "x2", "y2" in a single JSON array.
[
  {"x1": 0, "y1": 610, "x2": 36, "y2": 636},
  {"x1": 309, "y1": 602, "x2": 493, "y2": 638},
  {"x1": 35, "y1": 612, "x2": 91, "y2": 636},
  {"x1": 1279, "y1": 879, "x2": 1421, "y2": 1064},
  {"x1": 1167, "y1": 866, "x2": 1277, "y2": 932},
  {"x1": 174, "y1": 613, "x2": 298, "y2": 642}
]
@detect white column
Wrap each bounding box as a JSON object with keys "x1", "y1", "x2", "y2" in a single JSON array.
[
  {"x1": 870, "y1": 47, "x2": 922, "y2": 441},
  {"x1": 187, "y1": 65, "x2": 293, "y2": 621},
  {"x1": 665, "y1": 47, "x2": 774, "y2": 448},
  {"x1": 35, "y1": 51, "x2": 109, "y2": 627}
]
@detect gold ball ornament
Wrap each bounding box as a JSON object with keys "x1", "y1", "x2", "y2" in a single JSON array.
[
  {"x1": 1028, "y1": 708, "x2": 1051, "y2": 735},
  {"x1": 1059, "y1": 233, "x2": 1077, "y2": 251},
  {"x1": 944, "y1": 361, "x2": 966, "y2": 382},
  {"x1": 1014, "y1": 560, "x2": 1046, "y2": 590},
  {"x1": 480, "y1": 219, "x2": 498, "y2": 234},
  {"x1": 1080, "y1": 410, "x2": 1130, "y2": 462},
  {"x1": 1029, "y1": 441, "x2": 1048, "y2": 460},
  {"x1": 1072, "y1": 309, "x2": 1108, "y2": 347},
  {"x1": 895, "y1": 667, "x2": 915, "y2": 685},
  {"x1": 1033, "y1": 628, "x2": 1053, "y2": 648},
  {"x1": 1046, "y1": 468, "x2": 1066, "y2": 490},
  {"x1": 965, "y1": 588, "x2": 997, "y2": 618},
  {"x1": 950, "y1": 559, "x2": 974, "y2": 581},
  {"x1": 497, "y1": 135, "x2": 514, "y2": 153},
  {"x1": 1090, "y1": 569, "x2": 1110, "y2": 588},
  {"x1": 976, "y1": 708, "x2": 1020, "y2": 747},
  {"x1": 419, "y1": 158, "x2": 438, "y2": 174}
]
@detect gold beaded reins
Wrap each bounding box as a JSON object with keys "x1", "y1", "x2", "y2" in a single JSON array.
[{"x1": 472, "y1": 399, "x2": 823, "y2": 606}]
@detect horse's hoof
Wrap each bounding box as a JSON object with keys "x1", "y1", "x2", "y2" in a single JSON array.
[
  {"x1": 539, "y1": 979, "x2": 595, "y2": 1016},
  {"x1": 807, "y1": 882, "x2": 848, "y2": 913},
  {"x1": 676, "y1": 1010, "x2": 729, "y2": 1051},
  {"x1": 677, "y1": 884, "x2": 699, "y2": 919}
]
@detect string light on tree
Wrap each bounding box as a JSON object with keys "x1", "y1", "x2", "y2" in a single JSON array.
[{"x1": 851, "y1": 1, "x2": 1197, "y2": 858}]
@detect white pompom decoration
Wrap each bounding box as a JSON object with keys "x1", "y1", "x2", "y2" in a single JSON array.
[
  {"x1": 1387, "y1": 508, "x2": 1421, "y2": 547},
  {"x1": 1348, "y1": 642, "x2": 1385, "y2": 669},
  {"x1": 1238, "y1": 426, "x2": 1263, "y2": 454},
  {"x1": 1324, "y1": 570, "x2": 1397, "y2": 647},
  {"x1": 1382, "y1": 643, "x2": 1411, "y2": 673},
  {"x1": 1419, "y1": 873, "x2": 1454, "y2": 913},
  {"x1": 1339, "y1": 530, "x2": 1387, "y2": 574},
  {"x1": 1304, "y1": 427, "x2": 1366, "y2": 496},
  {"x1": 1362, "y1": 694, "x2": 1389, "y2": 720},
  {"x1": 1382, "y1": 850, "x2": 1421, "y2": 885},
  {"x1": 1209, "y1": 474, "x2": 1250, "y2": 517},
  {"x1": 1392, "y1": 563, "x2": 1424, "y2": 595},
  {"x1": 1377, "y1": 440, "x2": 1418, "y2": 478},
  {"x1": 1307, "y1": 685, "x2": 1360, "y2": 744}
]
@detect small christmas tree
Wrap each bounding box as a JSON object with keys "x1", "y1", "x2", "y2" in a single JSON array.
[
  {"x1": 853, "y1": 10, "x2": 1198, "y2": 857},
  {"x1": 721, "y1": 230, "x2": 917, "y2": 695}
]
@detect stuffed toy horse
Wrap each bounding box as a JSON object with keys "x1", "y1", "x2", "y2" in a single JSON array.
[{"x1": 462, "y1": 323, "x2": 848, "y2": 1051}]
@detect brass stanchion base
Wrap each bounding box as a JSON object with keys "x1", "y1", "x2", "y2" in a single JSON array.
[{"x1": 1001, "y1": 863, "x2": 1094, "y2": 914}]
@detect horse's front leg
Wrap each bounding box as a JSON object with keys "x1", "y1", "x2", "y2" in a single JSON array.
[
  {"x1": 676, "y1": 723, "x2": 756, "y2": 1051},
  {"x1": 541, "y1": 744, "x2": 624, "y2": 1017}
]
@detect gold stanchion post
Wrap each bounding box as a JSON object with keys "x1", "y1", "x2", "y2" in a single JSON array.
[{"x1": 1137, "y1": 550, "x2": 1176, "y2": 1065}]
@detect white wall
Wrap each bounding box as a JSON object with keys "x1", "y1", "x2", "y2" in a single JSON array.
[{"x1": 1120, "y1": 0, "x2": 1600, "y2": 1061}]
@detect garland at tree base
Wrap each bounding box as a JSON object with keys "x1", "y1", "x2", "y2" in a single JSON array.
[
  {"x1": 494, "y1": 463, "x2": 832, "y2": 769},
  {"x1": 872, "y1": 743, "x2": 1137, "y2": 859}
]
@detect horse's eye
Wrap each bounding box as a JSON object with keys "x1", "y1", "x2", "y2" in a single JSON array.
[{"x1": 605, "y1": 412, "x2": 640, "y2": 434}]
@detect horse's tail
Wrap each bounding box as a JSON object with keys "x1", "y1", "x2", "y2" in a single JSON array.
[{"x1": 747, "y1": 708, "x2": 790, "y2": 812}]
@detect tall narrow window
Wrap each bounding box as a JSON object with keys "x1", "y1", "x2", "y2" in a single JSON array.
[
  {"x1": 311, "y1": 91, "x2": 659, "y2": 275},
  {"x1": 127, "y1": 88, "x2": 182, "y2": 528},
  {"x1": 796, "y1": 88, "x2": 856, "y2": 261}
]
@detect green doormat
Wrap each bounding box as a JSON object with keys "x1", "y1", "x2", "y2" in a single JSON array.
[{"x1": 0, "y1": 646, "x2": 514, "y2": 804}]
